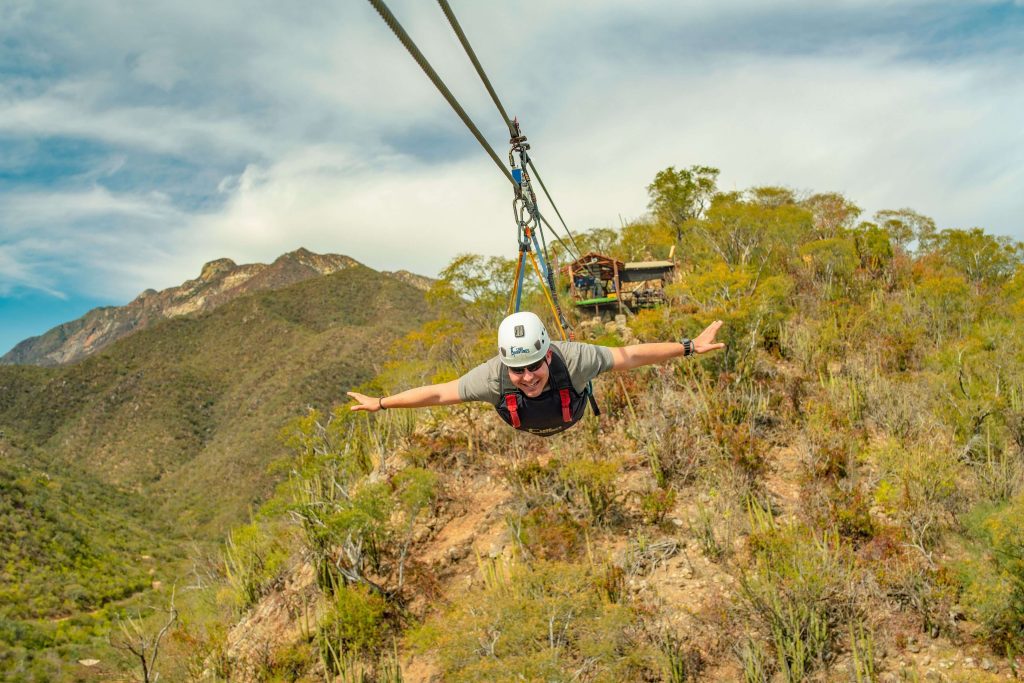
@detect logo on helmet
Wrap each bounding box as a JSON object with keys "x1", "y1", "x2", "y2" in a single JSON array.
[{"x1": 510, "y1": 345, "x2": 531, "y2": 356}]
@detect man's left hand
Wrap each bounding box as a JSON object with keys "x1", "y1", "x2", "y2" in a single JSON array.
[{"x1": 693, "y1": 320, "x2": 726, "y2": 354}]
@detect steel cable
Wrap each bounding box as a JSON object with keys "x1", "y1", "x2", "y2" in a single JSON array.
[
  {"x1": 370, "y1": 0, "x2": 588, "y2": 297},
  {"x1": 436, "y1": 0, "x2": 515, "y2": 136},
  {"x1": 539, "y1": 215, "x2": 580, "y2": 262},
  {"x1": 365, "y1": 0, "x2": 515, "y2": 186},
  {"x1": 435, "y1": 0, "x2": 584, "y2": 263},
  {"x1": 528, "y1": 159, "x2": 586, "y2": 261}
]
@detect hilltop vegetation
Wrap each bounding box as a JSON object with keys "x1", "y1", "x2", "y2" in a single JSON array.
[
  {"x1": 179, "y1": 166, "x2": 1024, "y2": 682},
  {"x1": 0, "y1": 431, "x2": 173, "y2": 679}
]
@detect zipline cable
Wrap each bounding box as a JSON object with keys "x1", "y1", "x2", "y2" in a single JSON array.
[
  {"x1": 368, "y1": 0, "x2": 587, "y2": 334},
  {"x1": 529, "y1": 160, "x2": 586, "y2": 260},
  {"x1": 436, "y1": 0, "x2": 515, "y2": 136},
  {"x1": 365, "y1": 0, "x2": 515, "y2": 187},
  {"x1": 434, "y1": 0, "x2": 584, "y2": 262},
  {"x1": 539, "y1": 214, "x2": 580, "y2": 263}
]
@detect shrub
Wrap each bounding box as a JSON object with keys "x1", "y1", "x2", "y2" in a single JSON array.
[
  {"x1": 284, "y1": 410, "x2": 438, "y2": 598},
  {"x1": 738, "y1": 507, "x2": 858, "y2": 681},
  {"x1": 257, "y1": 641, "x2": 314, "y2": 682},
  {"x1": 960, "y1": 496, "x2": 1024, "y2": 651},
  {"x1": 411, "y1": 560, "x2": 656, "y2": 681},
  {"x1": 318, "y1": 583, "x2": 388, "y2": 662},
  {"x1": 628, "y1": 372, "x2": 704, "y2": 487},
  {"x1": 558, "y1": 456, "x2": 622, "y2": 522},
  {"x1": 508, "y1": 503, "x2": 588, "y2": 562},
  {"x1": 640, "y1": 487, "x2": 678, "y2": 526},
  {"x1": 693, "y1": 371, "x2": 775, "y2": 495},
  {"x1": 869, "y1": 436, "x2": 962, "y2": 552},
  {"x1": 223, "y1": 522, "x2": 290, "y2": 610},
  {"x1": 798, "y1": 237, "x2": 858, "y2": 294},
  {"x1": 690, "y1": 495, "x2": 734, "y2": 562}
]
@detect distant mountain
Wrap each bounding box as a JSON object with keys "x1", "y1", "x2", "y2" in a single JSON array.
[
  {"x1": 0, "y1": 261, "x2": 434, "y2": 535},
  {"x1": 0, "y1": 248, "x2": 422, "y2": 367},
  {"x1": 383, "y1": 269, "x2": 435, "y2": 292}
]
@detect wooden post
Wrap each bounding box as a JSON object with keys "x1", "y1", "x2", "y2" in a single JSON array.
[{"x1": 612, "y1": 260, "x2": 621, "y2": 315}]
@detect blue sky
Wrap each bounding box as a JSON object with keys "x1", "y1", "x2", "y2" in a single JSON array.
[{"x1": 1, "y1": 0, "x2": 1022, "y2": 356}]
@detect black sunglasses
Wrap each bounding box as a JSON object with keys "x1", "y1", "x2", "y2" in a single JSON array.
[{"x1": 507, "y1": 358, "x2": 547, "y2": 374}]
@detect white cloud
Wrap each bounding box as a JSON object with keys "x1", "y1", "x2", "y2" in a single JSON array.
[
  {"x1": 0, "y1": 185, "x2": 181, "y2": 230},
  {"x1": 149, "y1": 146, "x2": 514, "y2": 294},
  {"x1": 128, "y1": 48, "x2": 187, "y2": 91},
  {"x1": 0, "y1": 81, "x2": 276, "y2": 158},
  {"x1": 0, "y1": 245, "x2": 64, "y2": 298},
  {"x1": 0, "y1": 186, "x2": 185, "y2": 299}
]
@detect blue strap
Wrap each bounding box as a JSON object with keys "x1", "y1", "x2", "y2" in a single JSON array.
[
  {"x1": 514, "y1": 252, "x2": 527, "y2": 312},
  {"x1": 530, "y1": 231, "x2": 550, "y2": 281}
]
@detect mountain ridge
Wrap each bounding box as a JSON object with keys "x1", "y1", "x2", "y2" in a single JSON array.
[{"x1": 1, "y1": 248, "x2": 432, "y2": 367}]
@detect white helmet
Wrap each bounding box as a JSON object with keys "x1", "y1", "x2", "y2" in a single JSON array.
[{"x1": 498, "y1": 312, "x2": 550, "y2": 367}]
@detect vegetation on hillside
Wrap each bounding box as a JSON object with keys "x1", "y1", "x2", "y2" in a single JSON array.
[
  {"x1": 2, "y1": 164, "x2": 1022, "y2": 681},
  {"x1": 0, "y1": 266, "x2": 433, "y2": 681},
  {"x1": 194, "y1": 165, "x2": 1022, "y2": 681},
  {"x1": 0, "y1": 432, "x2": 172, "y2": 679}
]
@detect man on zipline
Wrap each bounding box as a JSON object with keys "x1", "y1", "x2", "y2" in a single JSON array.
[{"x1": 348, "y1": 311, "x2": 725, "y2": 437}]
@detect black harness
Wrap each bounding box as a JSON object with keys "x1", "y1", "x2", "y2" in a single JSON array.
[{"x1": 494, "y1": 347, "x2": 600, "y2": 437}]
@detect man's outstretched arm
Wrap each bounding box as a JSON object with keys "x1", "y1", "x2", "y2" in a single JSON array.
[
  {"x1": 348, "y1": 379, "x2": 463, "y2": 413},
  {"x1": 609, "y1": 320, "x2": 725, "y2": 371}
]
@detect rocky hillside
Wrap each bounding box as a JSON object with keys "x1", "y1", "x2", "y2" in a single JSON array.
[
  {"x1": 0, "y1": 248, "x2": 369, "y2": 366},
  {"x1": 383, "y1": 269, "x2": 435, "y2": 292},
  {"x1": 171, "y1": 186, "x2": 1024, "y2": 682}
]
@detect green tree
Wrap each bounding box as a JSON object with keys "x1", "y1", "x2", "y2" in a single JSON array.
[
  {"x1": 799, "y1": 238, "x2": 858, "y2": 293},
  {"x1": 873, "y1": 208, "x2": 936, "y2": 251},
  {"x1": 647, "y1": 165, "x2": 720, "y2": 242},
  {"x1": 801, "y1": 192, "x2": 862, "y2": 239},
  {"x1": 575, "y1": 227, "x2": 622, "y2": 257},
  {"x1": 929, "y1": 228, "x2": 1022, "y2": 284},
  {"x1": 749, "y1": 186, "x2": 798, "y2": 208},
  {"x1": 619, "y1": 219, "x2": 676, "y2": 261},
  {"x1": 852, "y1": 222, "x2": 894, "y2": 276},
  {"x1": 697, "y1": 190, "x2": 814, "y2": 268},
  {"x1": 434, "y1": 253, "x2": 523, "y2": 328}
]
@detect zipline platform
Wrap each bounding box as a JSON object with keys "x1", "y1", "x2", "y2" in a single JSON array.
[{"x1": 566, "y1": 253, "x2": 676, "y2": 315}]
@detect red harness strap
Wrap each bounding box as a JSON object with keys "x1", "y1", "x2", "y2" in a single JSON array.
[
  {"x1": 505, "y1": 394, "x2": 521, "y2": 428},
  {"x1": 559, "y1": 388, "x2": 572, "y2": 423}
]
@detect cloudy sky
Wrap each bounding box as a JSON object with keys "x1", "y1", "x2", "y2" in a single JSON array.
[{"x1": 1, "y1": 0, "x2": 1022, "y2": 355}]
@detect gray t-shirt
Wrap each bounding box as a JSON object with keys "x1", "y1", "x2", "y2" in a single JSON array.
[{"x1": 458, "y1": 341, "x2": 615, "y2": 405}]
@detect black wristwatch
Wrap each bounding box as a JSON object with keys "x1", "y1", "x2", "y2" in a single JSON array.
[{"x1": 680, "y1": 338, "x2": 694, "y2": 357}]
